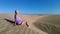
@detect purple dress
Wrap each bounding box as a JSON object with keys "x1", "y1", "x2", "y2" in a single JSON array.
[{"x1": 14, "y1": 15, "x2": 22, "y2": 25}]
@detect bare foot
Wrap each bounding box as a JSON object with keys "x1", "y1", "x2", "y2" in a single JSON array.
[{"x1": 26, "y1": 22, "x2": 29, "y2": 27}]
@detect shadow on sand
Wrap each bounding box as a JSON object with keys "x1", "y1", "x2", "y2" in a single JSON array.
[{"x1": 4, "y1": 18, "x2": 15, "y2": 24}]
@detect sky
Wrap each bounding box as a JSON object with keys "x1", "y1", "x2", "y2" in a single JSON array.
[{"x1": 0, "y1": 0, "x2": 60, "y2": 14}]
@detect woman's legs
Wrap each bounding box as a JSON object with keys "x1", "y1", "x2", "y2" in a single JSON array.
[{"x1": 22, "y1": 21, "x2": 29, "y2": 27}]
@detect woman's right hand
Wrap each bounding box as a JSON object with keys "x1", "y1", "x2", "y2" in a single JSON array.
[{"x1": 14, "y1": 22, "x2": 16, "y2": 26}]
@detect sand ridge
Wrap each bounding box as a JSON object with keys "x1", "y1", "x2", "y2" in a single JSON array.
[{"x1": 0, "y1": 14, "x2": 48, "y2": 34}]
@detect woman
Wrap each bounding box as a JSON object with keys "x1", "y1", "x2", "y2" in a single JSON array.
[{"x1": 14, "y1": 10, "x2": 29, "y2": 27}]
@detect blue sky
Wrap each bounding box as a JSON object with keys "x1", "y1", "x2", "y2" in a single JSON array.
[{"x1": 0, "y1": 0, "x2": 60, "y2": 14}]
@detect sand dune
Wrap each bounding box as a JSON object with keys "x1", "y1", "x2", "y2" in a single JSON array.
[
  {"x1": 33, "y1": 15, "x2": 60, "y2": 34},
  {"x1": 0, "y1": 14, "x2": 47, "y2": 34},
  {"x1": 1, "y1": 14, "x2": 60, "y2": 34}
]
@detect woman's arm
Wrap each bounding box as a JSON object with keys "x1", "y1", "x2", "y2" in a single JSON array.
[
  {"x1": 14, "y1": 21, "x2": 16, "y2": 26},
  {"x1": 14, "y1": 15, "x2": 16, "y2": 26}
]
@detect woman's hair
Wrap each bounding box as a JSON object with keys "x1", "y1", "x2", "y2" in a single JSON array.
[{"x1": 15, "y1": 10, "x2": 18, "y2": 14}]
